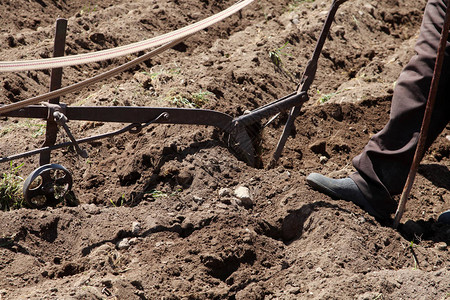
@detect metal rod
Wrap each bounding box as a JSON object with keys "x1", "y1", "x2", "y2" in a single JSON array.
[
  {"x1": 0, "y1": 113, "x2": 168, "y2": 163},
  {"x1": 232, "y1": 92, "x2": 307, "y2": 127},
  {"x1": 40, "y1": 18, "x2": 67, "y2": 166},
  {"x1": 393, "y1": 3, "x2": 450, "y2": 229},
  {"x1": 269, "y1": 0, "x2": 347, "y2": 168}
]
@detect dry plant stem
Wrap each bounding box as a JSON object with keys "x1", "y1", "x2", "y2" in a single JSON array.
[
  {"x1": 409, "y1": 244, "x2": 420, "y2": 270},
  {"x1": 0, "y1": 36, "x2": 189, "y2": 115},
  {"x1": 393, "y1": 4, "x2": 450, "y2": 229}
]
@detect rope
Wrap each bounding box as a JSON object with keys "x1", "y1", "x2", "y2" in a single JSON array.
[
  {"x1": 0, "y1": 0, "x2": 254, "y2": 72},
  {"x1": 0, "y1": 37, "x2": 186, "y2": 114}
]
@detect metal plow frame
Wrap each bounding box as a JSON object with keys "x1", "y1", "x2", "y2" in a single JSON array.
[{"x1": 0, "y1": 0, "x2": 347, "y2": 207}]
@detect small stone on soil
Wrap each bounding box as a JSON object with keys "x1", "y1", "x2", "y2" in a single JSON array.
[
  {"x1": 193, "y1": 195, "x2": 203, "y2": 204},
  {"x1": 319, "y1": 156, "x2": 328, "y2": 164},
  {"x1": 218, "y1": 187, "x2": 232, "y2": 197},
  {"x1": 117, "y1": 238, "x2": 130, "y2": 250},
  {"x1": 234, "y1": 186, "x2": 253, "y2": 208},
  {"x1": 132, "y1": 221, "x2": 141, "y2": 235},
  {"x1": 435, "y1": 242, "x2": 447, "y2": 251},
  {"x1": 129, "y1": 237, "x2": 139, "y2": 245}
]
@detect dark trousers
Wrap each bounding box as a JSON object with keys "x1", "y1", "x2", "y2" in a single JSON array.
[{"x1": 350, "y1": 0, "x2": 450, "y2": 218}]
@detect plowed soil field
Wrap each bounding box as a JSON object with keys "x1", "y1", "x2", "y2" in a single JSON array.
[{"x1": 1, "y1": 0, "x2": 449, "y2": 299}]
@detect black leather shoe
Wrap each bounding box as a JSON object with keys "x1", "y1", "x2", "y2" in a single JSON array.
[
  {"x1": 306, "y1": 173, "x2": 382, "y2": 219},
  {"x1": 437, "y1": 209, "x2": 450, "y2": 224}
]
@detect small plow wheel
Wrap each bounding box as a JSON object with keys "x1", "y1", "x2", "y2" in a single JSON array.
[{"x1": 23, "y1": 164, "x2": 73, "y2": 208}]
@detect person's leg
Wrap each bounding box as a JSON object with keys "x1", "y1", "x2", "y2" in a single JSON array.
[
  {"x1": 350, "y1": 0, "x2": 450, "y2": 218},
  {"x1": 307, "y1": 0, "x2": 450, "y2": 219}
]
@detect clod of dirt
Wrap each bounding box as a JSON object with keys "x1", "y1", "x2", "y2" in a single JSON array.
[
  {"x1": 89, "y1": 32, "x2": 106, "y2": 45},
  {"x1": 176, "y1": 169, "x2": 194, "y2": 188},
  {"x1": 281, "y1": 206, "x2": 313, "y2": 241},
  {"x1": 200, "y1": 247, "x2": 256, "y2": 282},
  {"x1": 133, "y1": 72, "x2": 153, "y2": 89},
  {"x1": 309, "y1": 140, "x2": 327, "y2": 155},
  {"x1": 401, "y1": 220, "x2": 425, "y2": 239},
  {"x1": 323, "y1": 103, "x2": 344, "y2": 121}
]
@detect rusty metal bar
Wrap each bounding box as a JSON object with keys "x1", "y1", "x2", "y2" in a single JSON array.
[
  {"x1": 0, "y1": 113, "x2": 169, "y2": 163},
  {"x1": 232, "y1": 92, "x2": 308, "y2": 128},
  {"x1": 269, "y1": 0, "x2": 348, "y2": 168},
  {"x1": 40, "y1": 18, "x2": 67, "y2": 166}
]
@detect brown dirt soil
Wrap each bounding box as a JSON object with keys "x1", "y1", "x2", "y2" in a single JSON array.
[{"x1": 1, "y1": 0, "x2": 450, "y2": 299}]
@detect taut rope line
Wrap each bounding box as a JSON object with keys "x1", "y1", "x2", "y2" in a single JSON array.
[
  {"x1": 0, "y1": 0, "x2": 254, "y2": 72},
  {"x1": 0, "y1": 0, "x2": 253, "y2": 114},
  {"x1": 0, "y1": 37, "x2": 187, "y2": 114}
]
